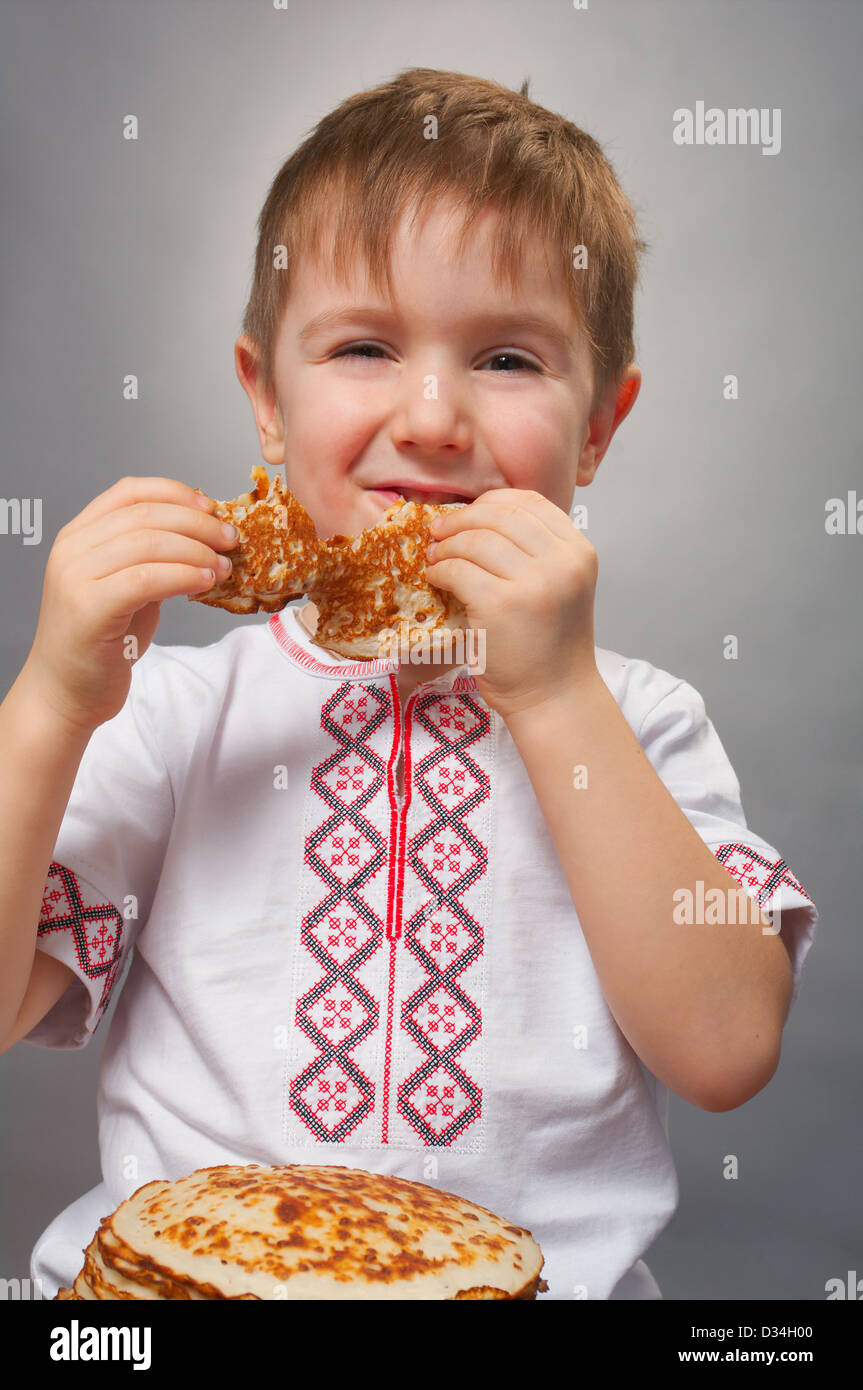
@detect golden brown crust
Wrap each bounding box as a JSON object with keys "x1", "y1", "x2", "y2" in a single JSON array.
[
  {"x1": 190, "y1": 467, "x2": 319, "y2": 614},
  {"x1": 57, "y1": 1162, "x2": 545, "y2": 1300},
  {"x1": 190, "y1": 468, "x2": 469, "y2": 659},
  {"x1": 449, "y1": 1270, "x2": 545, "y2": 1300}
]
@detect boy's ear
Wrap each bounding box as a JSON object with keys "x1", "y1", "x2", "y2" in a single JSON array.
[
  {"x1": 576, "y1": 366, "x2": 642, "y2": 486},
  {"x1": 234, "y1": 334, "x2": 286, "y2": 467}
]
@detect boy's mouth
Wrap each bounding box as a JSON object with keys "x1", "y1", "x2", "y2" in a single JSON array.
[{"x1": 366, "y1": 484, "x2": 474, "y2": 507}]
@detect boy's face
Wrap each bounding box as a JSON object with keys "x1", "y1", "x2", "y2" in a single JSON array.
[{"x1": 235, "y1": 199, "x2": 639, "y2": 540}]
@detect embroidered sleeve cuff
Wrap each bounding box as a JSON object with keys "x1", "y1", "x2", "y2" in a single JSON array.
[
  {"x1": 23, "y1": 861, "x2": 131, "y2": 1050},
  {"x1": 710, "y1": 841, "x2": 818, "y2": 1010}
]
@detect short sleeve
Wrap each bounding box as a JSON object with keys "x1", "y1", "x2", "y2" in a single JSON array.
[
  {"x1": 636, "y1": 677, "x2": 818, "y2": 1010},
  {"x1": 23, "y1": 650, "x2": 174, "y2": 1049}
]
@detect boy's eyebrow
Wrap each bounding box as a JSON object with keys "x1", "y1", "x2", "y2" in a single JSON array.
[{"x1": 299, "y1": 305, "x2": 574, "y2": 357}]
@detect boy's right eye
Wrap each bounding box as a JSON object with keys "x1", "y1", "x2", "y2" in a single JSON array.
[{"x1": 333, "y1": 343, "x2": 388, "y2": 360}]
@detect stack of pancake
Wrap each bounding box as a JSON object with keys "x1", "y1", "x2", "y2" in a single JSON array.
[{"x1": 55, "y1": 1163, "x2": 546, "y2": 1300}]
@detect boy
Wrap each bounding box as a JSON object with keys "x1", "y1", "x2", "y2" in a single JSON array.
[{"x1": 0, "y1": 68, "x2": 817, "y2": 1300}]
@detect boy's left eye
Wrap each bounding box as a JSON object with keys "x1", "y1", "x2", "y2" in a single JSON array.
[
  {"x1": 480, "y1": 352, "x2": 541, "y2": 373},
  {"x1": 333, "y1": 344, "x2": 541, "y2": 372}
]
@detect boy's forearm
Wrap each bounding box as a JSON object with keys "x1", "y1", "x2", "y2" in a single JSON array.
[
  {"x1": 0, "y1": 664, "x2": 93, "y2": 1043},
  {"x1": 504, "y1": 672, "x2": 793, "y2": 1112}
]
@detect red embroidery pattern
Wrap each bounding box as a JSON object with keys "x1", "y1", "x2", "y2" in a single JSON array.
[
  {"x1": 38, "y1": 861, "x2": 125, "y2": 1022},
  {"x1": 268, "y1": 611, "x2": 398, "y2": 679},
  {"x1": 713, "y1": 843, "x2": 812, "y2": 905},
  {"x1": 289, "y1": 684, "x2": 390, "y2": 1143},
  {"x1": 287, "y1": 679, "x2": 491, "y2": 1152},
  {"x1": 397, "y1": 691, "x2": 490, "y2": 1146}
]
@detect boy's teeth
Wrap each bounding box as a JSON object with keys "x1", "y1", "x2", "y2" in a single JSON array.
[{"x1": 401, "y1": 490, "x2": 462, "y2": 505}]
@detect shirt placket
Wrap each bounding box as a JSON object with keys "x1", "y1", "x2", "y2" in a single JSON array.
[
  {"x1": 380, "y1": 684, "x2": 416, "y2": 1140},
  {"x1": 380, "y1": 680, "x2": 490, "y2": 1151}
]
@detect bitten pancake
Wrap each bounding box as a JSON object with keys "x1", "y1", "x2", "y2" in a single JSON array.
[{"x1": 190, "y1": 467, "x2": 469, "y2": 659}]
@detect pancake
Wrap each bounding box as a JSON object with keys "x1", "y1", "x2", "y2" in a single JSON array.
[
  {"x1": 190, "y1": 467, "x2": 469, "y2": 660},
  {"x1": 72, "y1": 1269, "x2": 99, "y2": 1300},
  {"x1": 54, "y1": 1163, "x2": 546, "y2": 1300},
  {"x1": 83, "y1": 1223, "x2": 195, "y2": 1300},
  {"x1": 311, "y1": 502, "x2": 469, "y2": 660}
]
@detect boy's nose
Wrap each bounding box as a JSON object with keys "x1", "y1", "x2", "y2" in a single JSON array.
[{"x1": 390, "y1": 367, "x2": 472, "y2": 455}]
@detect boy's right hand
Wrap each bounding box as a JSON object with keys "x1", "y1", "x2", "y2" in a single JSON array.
[{"x1": 22, "y1": 476, "x2": 237, "y2": 734}]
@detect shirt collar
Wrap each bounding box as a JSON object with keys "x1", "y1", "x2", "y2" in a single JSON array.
[{"x1": 268, "y1": 604, "x2": 479, "y2": 693}]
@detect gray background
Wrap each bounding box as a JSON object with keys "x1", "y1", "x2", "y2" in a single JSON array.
[{"x1": 1, "y1": 0, "x2": 859, "y2": 1300}]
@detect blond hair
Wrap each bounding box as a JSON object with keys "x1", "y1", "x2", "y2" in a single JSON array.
[{"x1": 241, "y1": 67, "x2": 648, "y2": 415}]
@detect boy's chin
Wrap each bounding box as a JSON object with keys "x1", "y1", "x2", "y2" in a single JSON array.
[{"x1": 319, "y1": 488, "x2": 392, "y2": 528}]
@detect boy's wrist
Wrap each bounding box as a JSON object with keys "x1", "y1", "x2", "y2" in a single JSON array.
[
  {"x1": 11, "y1": 661, "x2": 98, "y2": 749},
  {"x1": 501, "y1": 663, "x2": 605, "y2": 734}
]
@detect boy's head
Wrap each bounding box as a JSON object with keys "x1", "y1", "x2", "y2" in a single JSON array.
[{"x1": 235, "y1": 67, "x2": 645, "y2": 540}]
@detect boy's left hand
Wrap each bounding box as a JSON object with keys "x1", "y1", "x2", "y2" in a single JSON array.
[{"x1": 423, "y1": 488, "x2": 600, "y2": 719}]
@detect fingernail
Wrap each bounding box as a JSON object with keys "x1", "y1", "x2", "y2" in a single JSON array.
[
  {"x1": 196, "y1": 492, "x2": 215, "y2": 510},
  {"x1": 217, "y1": 553, "x2": 232, "y2": 573},
  {"x1": 221, "y1": 522, "x2": 239, "y2": 540}
]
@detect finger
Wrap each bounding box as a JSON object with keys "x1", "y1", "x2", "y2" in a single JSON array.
[
  {"x1": 76, "y1": 528, "x2": 234, "y2": 584},
  {"x1": 89, "y1": 562, "x2": 220, "y2": 628},
  {"x1": 430, "y1": 495, "x2": 559, "y2": 557},
  {"x1": 474, "y1": 488, "x2": 580, "y2": 544},
  {"x1": 423, "y1": 553, "x2": 502, "y2": 607},
  {"x1": 425, "y1": 526, "x2": 528, "y2": 583},
  {"x1": 69, "y1": 499, "x2": 238, "y2": 558},
  {"x1": 436, "y1": 489, "x2": 578, "y2": 547},
  {"x1": 58, "y1": 476, "x2": 216, "y2": 540}
]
